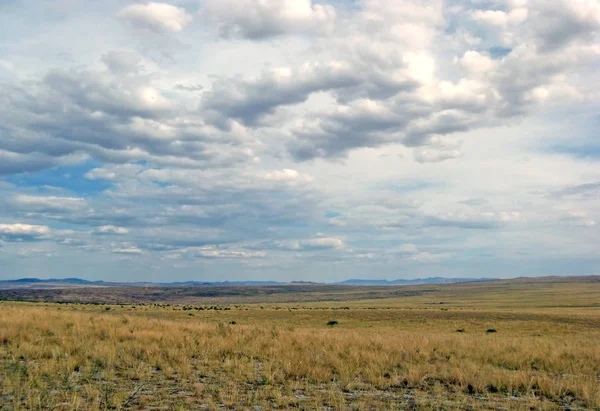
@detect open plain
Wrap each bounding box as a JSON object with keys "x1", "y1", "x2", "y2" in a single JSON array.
[{"x1": 1, "y1": 276, "x2": 599, "y2": 410}]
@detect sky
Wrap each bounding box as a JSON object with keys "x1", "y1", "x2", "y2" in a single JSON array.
[{"x1": 0, "y1": 0, "x2": 599, "y2": 283}]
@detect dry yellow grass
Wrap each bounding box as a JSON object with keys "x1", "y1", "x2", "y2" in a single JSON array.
[{"x1": 1, "y1": 279, "x2": 600, "y2": 410}]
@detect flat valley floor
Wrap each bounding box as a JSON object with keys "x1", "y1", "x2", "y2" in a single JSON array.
[{"x1": 1, "y1": 276, "x2": 599, "y2": 410}]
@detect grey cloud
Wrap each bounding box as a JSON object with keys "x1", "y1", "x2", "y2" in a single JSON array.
[
  {"x1": 42, "y1": 69, "x2": 176, "y2": 120},
  {"x1": 287, "y1": 98, "x2": 418, "y2": 160},
  {"x1": 8, "y1": 194, "x2": 87, "y2": 213},
  {"x1": 424, "y1": 215, "x2": 501, "y2": 230},
  {"x1": 529, "y1": 1, "x2": 600, "y2": 52},
  {"x1": 559, "y1": 211, "x2": 596, "y2": 227},
  {"x1": 0, "y1": 62, "x2": 257, "y2": 176},
  {"x1": 0, "y1": 150, "x2": 74, "y2": 177},
  {"x1": 32, "y1": 164, "x2": 323, "y2": 254},
  {"x1": 175, "y1": 84, "x2": 204, "y2": 92},
  {"x1": 460, "y1": 198, "x2": 490, "y2": 207},
  {"x1": 553, "y1": 182, "x2": 600, "y2": 199},
  {"x1": 201, "y1": 63, "x2": 362, "y2": 126},
  {"x1": 0, "y1": 223, "x2": 50, "y2": 242},
  {"x1": 101, "y1": 51, "x2": 145, "y2": 74}
]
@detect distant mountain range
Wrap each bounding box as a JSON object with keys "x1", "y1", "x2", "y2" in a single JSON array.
[
  {"x1": 0, "y1": 277, "x2": 493, "y2": 290},
  {"x1": 157, "y1": 281, "x2": 284, "y2": 286},
  {"x1": 337, "y1": 277, "x2": 492, "y2": 286}
]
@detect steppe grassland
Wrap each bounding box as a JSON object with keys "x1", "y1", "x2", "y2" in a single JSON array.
[{"x1": 1, "y1": 279, "x2": 600, "y2": 410}]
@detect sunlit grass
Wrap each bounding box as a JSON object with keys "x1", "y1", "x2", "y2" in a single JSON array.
[{"x1": 1, "y1": 278, "x2": 600, "y2": 409}]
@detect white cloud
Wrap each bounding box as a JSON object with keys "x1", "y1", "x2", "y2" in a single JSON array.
[
  {"x1": 202, "y1": 0, "x2": 335, "y2": 39},
  {"x1": 112, "y1": 246, "x2": 142, "y2": 255},
  {"x1": 193, "y1": 247, "x2": 267, "y2": 259},
  {"x1": 413, "y1": 149, "x2": 462, "y2": 163},
  {"x1": 563, "y1": 210, "x2": 596, "y2": 227},
  {"x1": 264, "y1": 169, "x2": 312, "y2": 183},
  {"x1": 0, "y1": 60, "x2": 16, "y2": 73},
  {"x1": 458, "y1": 51, "x2": 496, "y2": 74},
  {"x1": 95, "y1": 225, "x2": 130, "y2": 235},
  {"x1": 0, "y1": 224, "x2": 50, "y2": 236},
  {"x1": 301, "y1": 237, "x2": 344, "y2": 249},
  {"x1": 118, "y1": 2, "x2": 192, "y2": 33},
  {"x1": 472, "y1": 10, "x2": 510, "y2": 26}
]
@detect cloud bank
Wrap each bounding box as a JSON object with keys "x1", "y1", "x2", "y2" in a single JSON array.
[{"x1": 0, "y1": 0, "x2": 599, "y2": 281}]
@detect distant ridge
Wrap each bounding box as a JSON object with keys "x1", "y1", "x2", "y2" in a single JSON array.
[
  {"x1": 0, "y1": 277, "x2": 494, "y2": 290},
  {"x1": 336, "y1": 277, "x2": 493, "y2": 286},
  {"x1": 157, "y1": 281, "x2": 284, "y2": 286}
]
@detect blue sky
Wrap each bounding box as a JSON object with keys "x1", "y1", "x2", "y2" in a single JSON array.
[{"x1": 1, "y1": 0, "x2": 599, "y2": 282}]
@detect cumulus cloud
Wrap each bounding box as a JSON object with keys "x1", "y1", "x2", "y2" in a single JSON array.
[
  {"x1": 0, "y1": 223, "x2": 50, "y2": 241},
  {"x1": 3, "y1": 0, "x2": 597, "y2": 174},
  {"x1": 67, "y1": 162, "x2": 322, "y2": 257},
  {"x1": 0, "y1": 0, "x2": 599, "y2": 281},
  {"x1": 457, "y1": 51, "x2": 496, "y2": 74},
  {"x1": 94, "y1": 225, "x2": 130, "y2": 235},
  {"x1": 201, "y1": 62, "x2": 361, "y2": 126},
  {"x1": 201, "y1": 0, "x2": 335, "y2": 39},
  {"x1": 472, "y1": 9, "x2": 528, "y2": 26},
  {"x1": 0, "y1": 61, "x2": 257, "y2": 175},
  {"x1": 197, "y1": 0, "x2": 599, "y2": 162},
  {"x1": 118, "y1": 2, "x2": 192, "y2": 33},
  {"x1": 528, "y1": 0, "x2": 600, "y2": 52}
]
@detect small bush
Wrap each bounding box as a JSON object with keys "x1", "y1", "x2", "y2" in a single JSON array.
[
  {"x1": 486, "y1": 328, "x2": 497, "y2": 333},
  {"x1": 229, "y1": 321, "x2": 237, "y2": 325},
  {"x1": 327, "y1": 320, "x2": 339, "y2": 326},
  {"x1": 456, "y1": 328, "x2": 465, "y2": 333}
]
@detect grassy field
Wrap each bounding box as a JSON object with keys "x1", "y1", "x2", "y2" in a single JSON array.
[{"x1": 1, "y1": 277, "x2": 599, "y2": 410}]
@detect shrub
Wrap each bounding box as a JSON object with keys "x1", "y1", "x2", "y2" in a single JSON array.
[
  {"x1": 456, "y1": 328, "x2": 465, "y2": 333},
  {"x1": 327, "y1": 320, "x2": 339, "y2": 326},
  {"x1": 486, "y1": 328, "x2": 497, "y2": 333}
]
